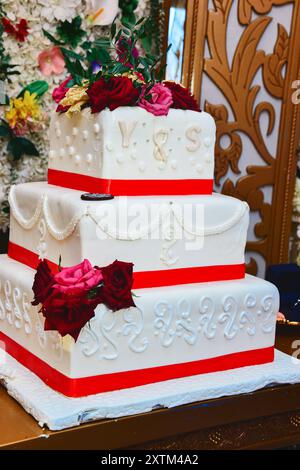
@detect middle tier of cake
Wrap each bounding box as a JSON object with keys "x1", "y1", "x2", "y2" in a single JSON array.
[{"x1": 8, "y1": 182, "x2": 249, "y2": 288}]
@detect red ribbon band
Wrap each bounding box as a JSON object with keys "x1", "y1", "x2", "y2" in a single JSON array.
[
  {"x1": 8, "y1": 242, "x2": 245, "y2": 289},
  {"x1": 48, "y1": 169, "x2": 213, "y2": 196},
  {"x1": 0, "y1": 331, "x2": 274, "y2": 397}
]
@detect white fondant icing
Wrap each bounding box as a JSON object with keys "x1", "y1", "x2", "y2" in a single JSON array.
[
  {"x1": 68, "y1": 146, "x2": 75, "y2": 156},
  {"x1": 116, "y1": 154, "x2": 125, "y2": 164},
  {"x1": 74, "y1": 155, "x2": 81, "y2": 165},
  {"x1": 196, "y1": 163, "x2": 203, "y2": 173},
  {"x1": 94, "y1": 123, "x2": 100, "y2": 134},
  {"x1": 86, "y1": 153, "x2": 93, "y2": 164},
  {"x1": 0, "y1": 255, "x2": 279, "y2": 379},
  {"x1": 204, "y1": 136, "x2": 212, "y2": 147},
  {"x1": 9, "y1": 183, "x2": 249, "y2": 272},
  {"x1": 48, "y1": 108, "x2": 216, "y2": 183},
  {"x1": 138, "y1": 161, "x2": 146, "y2": 172}
]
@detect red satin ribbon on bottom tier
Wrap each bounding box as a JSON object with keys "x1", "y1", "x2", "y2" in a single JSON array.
[
  {"x1": 47, "y1": 169, "x2": 214, "y2": 196},
  {"x1": 0, "y1": 331, "x2": 274, "y2": 397},
  {"x1": 8, "y1": 242, "x2": 245, "y2": 289}
]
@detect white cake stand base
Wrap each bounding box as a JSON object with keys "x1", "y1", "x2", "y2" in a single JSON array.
[{"x1": 1, "y1": 349, "x2": 300, "y2": 431}]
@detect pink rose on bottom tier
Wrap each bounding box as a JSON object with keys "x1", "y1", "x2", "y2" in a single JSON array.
[{"x1": 53, "y1": 259, "x2": 103, "y2": 295}]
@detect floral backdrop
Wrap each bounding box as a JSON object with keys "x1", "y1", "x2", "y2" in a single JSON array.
[{"x1": 0, "y1": 0, "x2": 155, "y2": 232}]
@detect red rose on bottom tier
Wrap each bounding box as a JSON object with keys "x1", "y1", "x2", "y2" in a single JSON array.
[
  {"x1": 42, "y1": 290, "x2": 97, "y2": 341},
  {"x1": 32, "y1": 260, "x2": 54, "y2": 306},
  {"x1": 100, "y1": 260, "x2": 136, "y2": 311}
]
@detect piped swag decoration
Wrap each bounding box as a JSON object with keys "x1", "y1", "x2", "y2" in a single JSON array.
[{"x1": 32, "y1": 258, "x2": 136, "y2": 341}]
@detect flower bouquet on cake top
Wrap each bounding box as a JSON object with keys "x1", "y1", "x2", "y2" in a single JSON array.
[{"x1": 50, "y1": 16, "x2": 200, "y2": 118}]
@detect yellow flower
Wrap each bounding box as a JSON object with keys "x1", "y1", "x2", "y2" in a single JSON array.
[
  {"x1": 60, "y1": 83, "x2": 89, "y2": 117},
  {"x1": 5, "y1": 91, "x2": 41, "y2": 130},
  {"x1": 121, "y1": 71, "x2": 145, "y2": 84},
  {"x1": 5, "y1": 104, "x2": 18, "y2": 129}
]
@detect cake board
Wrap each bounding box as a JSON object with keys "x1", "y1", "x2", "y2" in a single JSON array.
[{"x1": 1, "y1": 348, "x2": 300, "y2": 432}]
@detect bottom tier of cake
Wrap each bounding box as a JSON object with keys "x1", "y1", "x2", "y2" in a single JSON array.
[{"x1": 0, "y1": 255, "x2": 279, "y2": 397}]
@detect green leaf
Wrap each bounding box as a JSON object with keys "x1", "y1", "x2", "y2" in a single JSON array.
[
  {"x1": 0, "y1": 125, "x2": 11, "y2": 137},
  {"x1": 87, "y1": 47, "x2": 112, "y2": 66},
  {"x1": 56, "y1": 16, "x2": 86, "y2": 48},
  {"x1": 111, "y1": 21, "x2": 117, "y2": 40},
  {"x1": 42, "y1": 28, "x2": 63, "y2": 46},
  {"x1": 7, "y1": 137, "x2": 39, "y2": 160},
  {"x1": 18, "y1": 80, "x2": 49, "y2": 98},
  {"x1": 81, "y1": 40, "x2": 92, "y2": 51},
  {"x1": 135, "y1": 17, "x2": 145, "y2": 27},
  {"x1": 122, "y1": 13, "x2": 136, "y2": 28},
  {"x1": 60, "y1": 47, "x2": 84, "y2": 61}
]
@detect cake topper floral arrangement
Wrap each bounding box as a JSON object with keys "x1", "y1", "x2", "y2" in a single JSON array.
[
  {"x1": 51, "y1": 16, "x2": 200, "y2": 118},
  {"x1": 32, "y1": 258, "x2": 136, "y2": 341}
]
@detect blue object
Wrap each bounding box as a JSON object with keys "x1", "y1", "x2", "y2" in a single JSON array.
[{"x1": 266, "y1": 264, "x2": 300, "y2": 321}]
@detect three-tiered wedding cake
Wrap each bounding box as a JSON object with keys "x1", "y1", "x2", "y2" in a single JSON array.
[{"x1": 0, "y1": 103, "x2": 279, "y2": 397}]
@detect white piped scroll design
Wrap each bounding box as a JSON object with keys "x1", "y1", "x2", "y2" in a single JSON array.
[
  {"x1": 79, "y1": 305, "x2": 148, "y2": 360},
  {"x1": 154, "y1": 299, "x2": 197, "y2": 347},
  {"x1": 37, "y1": 218, "x2": 47, "y2": 260},
  {"x1": 0, "y1": 279, "x2": 32, "y2": 336},
  {"x1": 153, "y1": 293, "x2": 277, "y2": 348},
  {"x1": 0, "y1": 277, "x2": 62, "y2": 357},
  {"x1": 160, "y1": 211, "x2": 179, "y2": 267}
]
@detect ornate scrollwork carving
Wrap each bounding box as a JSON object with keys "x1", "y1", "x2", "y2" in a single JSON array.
[
  {"x1": 238, "y1": 0, "x2": 290, "y2": 25},
  {"x1": 263, "y1": 24, "x2": 289, "y2": 98},
  {"x1": 204, "y1": 0, "x2": 294, "y2": 274}
]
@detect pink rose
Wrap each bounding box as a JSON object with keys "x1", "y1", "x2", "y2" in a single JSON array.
[
  {"x1": 139, "y1": 83, "x2": 173, "y2": 116},
  {"x1": 53, "y1": 259, "x2": 103, "y2": 296},
  {"x1": 52, "y1": 76, "x2": 72, "y2": 104},
  {"x1": 38, "y1": 46, "x2": 65, "y2": 77}
]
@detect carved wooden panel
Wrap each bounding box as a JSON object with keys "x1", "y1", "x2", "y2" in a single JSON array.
[{"x1": 182, "y1": 0, "x2": 300, "y2": 276}]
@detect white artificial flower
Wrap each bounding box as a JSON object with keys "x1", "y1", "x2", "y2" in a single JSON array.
[
  {"x1": 86, "y1": 0, "x2": 118, "y2": 26},
  {"x1": 38, "y1": 0, "x2": 81, "y2": 22}
]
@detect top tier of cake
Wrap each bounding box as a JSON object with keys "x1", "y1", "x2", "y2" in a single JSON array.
[{"x1": 48, "y1": 107, "x2": 216, "y2": 196}]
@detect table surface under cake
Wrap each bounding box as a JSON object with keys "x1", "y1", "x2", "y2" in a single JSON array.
[{"x1": 1, "y1": 325, "x2": 300, "y2": 450}]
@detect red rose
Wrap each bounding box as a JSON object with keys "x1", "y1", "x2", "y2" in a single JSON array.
[
  {"x1": 31, "y1": 260, "x2": 54, "y2": 306},
  {"x1": 42, "y1": 290, "x2": 97, "y2": 341},
  {"x1": 164, "y1": 81, "x2": 200, "y2": 112},
  {"x1": 87, "y1": 77, "x2": 140, "y2": 113},
  {"x1": 100, "y1": 260, "x2": 136, "y2": 311}
]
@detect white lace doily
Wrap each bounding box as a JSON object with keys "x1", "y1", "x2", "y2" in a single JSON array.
[{"x1": 1, "y1": 348, "x2": 300, "y2": 431}]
